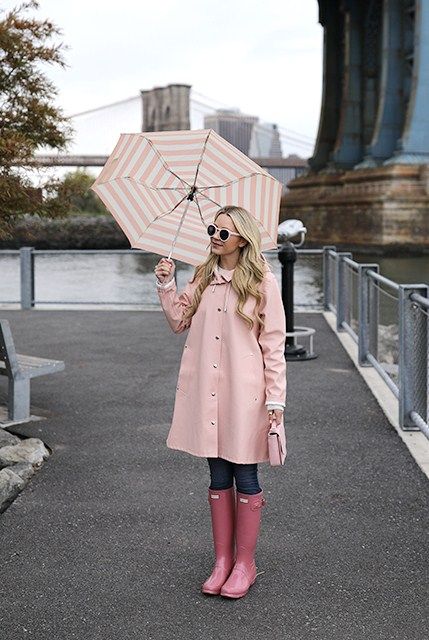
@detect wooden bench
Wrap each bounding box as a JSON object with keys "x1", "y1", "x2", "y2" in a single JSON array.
[{"x1": 0, "y1": 319, "x2": 65, "y2": 423}]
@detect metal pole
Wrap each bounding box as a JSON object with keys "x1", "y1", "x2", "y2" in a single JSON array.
[
  {"x1": 336, "y1": 252, "x2": 352, "y2": 331},
  {"x1": 278, "y1": 242, "x2": 296, "y2": 350},
  {"x1": 358, "y1": 264, "x2": 379, "y2": 366},
  {"x1": 322, "y1": 245, "x2": 336, "y2": 311},
  {"x1": 278, "y1": 241, "x2": 317, "y2": 361},
  {"x1": 20, "y1": 247, "x2": 35, "y2": 310}
]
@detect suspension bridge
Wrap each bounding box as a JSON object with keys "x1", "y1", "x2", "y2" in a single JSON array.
[{"x1": 34, "y1": 88, "x2": 315, "y2": 191}]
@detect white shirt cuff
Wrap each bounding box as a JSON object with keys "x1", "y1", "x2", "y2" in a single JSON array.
[{"x1": 156, "y1": 277, "x2": 175, "y2": 290}]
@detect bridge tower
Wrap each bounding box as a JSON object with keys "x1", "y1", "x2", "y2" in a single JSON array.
[
  {"x1": 140, "y1": 83, "x2": 191, "y2": 132},
  {"x1": 282, "y1": 0, "x2": 429, "y2": 250}
]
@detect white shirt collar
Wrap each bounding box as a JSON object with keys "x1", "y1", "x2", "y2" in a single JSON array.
[{"x1": 214, "y1": 263, "x2": 234, "y2": 282}]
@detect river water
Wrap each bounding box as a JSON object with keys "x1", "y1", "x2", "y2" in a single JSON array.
[{"x1": 0, "y1": 249, "x2": 428, "y2": 310}]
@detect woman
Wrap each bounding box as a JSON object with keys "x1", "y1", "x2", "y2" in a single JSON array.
[{"x1": 154, "y1": 205, "x2": 287, "y2": 599}]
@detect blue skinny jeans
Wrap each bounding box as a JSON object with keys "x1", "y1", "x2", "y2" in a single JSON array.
[{"x1": 207, "y1": 457, "x2": 262, "y2": 495}]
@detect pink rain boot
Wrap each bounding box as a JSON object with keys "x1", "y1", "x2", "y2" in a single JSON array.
[
  {"x1": 201, "y1": 486, "x2": 236, "y2": 595},
  {"x1": 220, "y1": 489, "x2": 266, "y2": 599}
]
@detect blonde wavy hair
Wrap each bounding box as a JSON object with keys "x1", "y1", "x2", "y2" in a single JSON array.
[{"x1": 182, "y1": 205, "x2": 270, "y2": 331}]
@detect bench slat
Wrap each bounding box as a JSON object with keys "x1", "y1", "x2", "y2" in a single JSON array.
[
  {"x1": 17, "y1": 354, "x2": 63, "y2": 366},
  {"x1": 0, "y1": 353, "x2": 65, "y2": 379}
]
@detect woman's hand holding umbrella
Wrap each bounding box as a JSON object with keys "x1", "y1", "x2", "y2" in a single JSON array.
[{"x1": 155, "y1": 257, "x2": 175, "y2": 284}]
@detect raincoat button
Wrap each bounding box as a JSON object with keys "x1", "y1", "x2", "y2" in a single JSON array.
[
  {"x1": 217, "y1": 308, "x2": 221, "y2": 312},
  {"x1": 213, "y1": 363, "x2": 218, "y2": 368},
  {"x1": 210, "y1": 420, "x2": 215, "y2": 425},
  {"x1": 215, "y1": 336, "x2": 219, "y2": 340},
  {"x1": 211, "y1": 392, "x2": 215, "y2": 396}
]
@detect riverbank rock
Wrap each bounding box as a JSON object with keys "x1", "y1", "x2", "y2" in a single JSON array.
[
  {"x1": 0, "y1": 430, "x2": 21, "y2": 448},
  {"x1": 9, "y1": 461, "x2": 35, "y2": 482},
  {"x1": 0, "y1": 434, "x2": 50, "y2": 512},
  {"x1": 378, "y1": 324, "x2": 399, "y2": 364},
  {"x1": 0, "y1": 467, "x2": 25, "y2": 512},
  {"x1": 0, "y1": 437, "x2": 50, "y2": 468}
]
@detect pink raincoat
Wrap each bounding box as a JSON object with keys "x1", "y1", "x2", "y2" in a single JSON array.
[{"x1": 157, "y1": 262, "x2": 287, "y2": 463}]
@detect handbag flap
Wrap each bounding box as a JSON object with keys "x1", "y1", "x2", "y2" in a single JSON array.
[{"x1": 268, "y1": 417, "x2": 287, "y2": 463}]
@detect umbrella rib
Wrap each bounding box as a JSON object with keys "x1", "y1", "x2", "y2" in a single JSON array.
[
  {"x1": 197, "y1": 170, "x2": 277, "y2": 192},
  {"x1": 144, "y1": 137, "x2": 192, "y2": 191},
  {"x1": 143, "y1": 194, "x2": 210, "y2": 245},
  {"x1": 191, "y1": 130, "x2": 211, "y2": 190},
  {"x1": 142, "y1": 193, "x2": 189, "y2": 237},
  {"x1": 195, "y1": 191, "x2": 222, "y2": 208},
  {"x1": 121, "y1": 182, "x2": 188, "y2": 192},
  {"x1": 194, "y1": 194, "x2": 209, "y2": 226},
  {"x1": 143, "y1": 186, "x2": 188, "y2": 191}
]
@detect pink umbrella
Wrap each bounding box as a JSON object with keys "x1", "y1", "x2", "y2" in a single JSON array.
[{"x1": 90, "y1": 128, "x2": 283, "y2": 267}]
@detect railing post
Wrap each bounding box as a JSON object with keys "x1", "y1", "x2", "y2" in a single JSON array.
[
  {"x1": 358, "y1": 264, "x2": 379, "y2": 366},
  {"x1": 322, "y1": 245, "x2": 336, "y2": 311},
  {"x1": 336, "y1": 252, "x2": 352, "y2": 331},
  {"x1": 20, "y1": 247, "x2": 35, "y2": 309},
  {"x1": 398, "y1": 284, "x2": 428, "y2": 430}
]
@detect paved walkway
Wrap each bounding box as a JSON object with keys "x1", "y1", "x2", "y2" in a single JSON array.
[{"x1": 0, "y1": 309, "x2": 427, "y2": 640}]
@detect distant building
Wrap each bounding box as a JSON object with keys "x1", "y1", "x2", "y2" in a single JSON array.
[
  {"x1": 249, "y1": 123, "x2": 283, "y2": 158},
  {"x1": 204, "y1": 108, "x2": 283, "y2": 158},
  {"x1": 141, "y1": 84, "x2": 191, "y2": 131}
]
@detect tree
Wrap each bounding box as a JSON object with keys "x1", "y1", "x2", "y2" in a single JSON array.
[
  {"x1": 57, "y1": 170, "x2": 108, "y2": 214},
  {"x1": 0, "y1": 0, "x2": 75, "y2": 239}
]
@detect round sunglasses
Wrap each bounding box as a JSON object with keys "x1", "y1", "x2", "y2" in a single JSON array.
[{"x1": 207, "y1": 223, "x2": 241, "y2": 242}]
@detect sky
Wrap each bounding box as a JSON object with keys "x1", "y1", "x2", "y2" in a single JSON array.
[{"x1": 3, "y1": 0, "x2": 323, "y2": 159}]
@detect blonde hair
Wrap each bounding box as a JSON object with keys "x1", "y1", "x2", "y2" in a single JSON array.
[{"x1": 182, "y1": 205, "x2": 270, "y2": 330}]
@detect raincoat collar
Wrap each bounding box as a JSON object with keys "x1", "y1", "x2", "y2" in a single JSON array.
[
  {"x1": 211, "y1": 254, "x2": 270, "y2": 284},
  {"x1": 208, "y1": 264, "x2": 233, "y2": 286},
  {"x1": 209, "y1": 256, "x2": 271, "y2": 311},
  {"x1": 210, "y1": 263, "x2": 234, "y2": 311},
  {"x1": 213, "y1": 263, "x2": 234, "y2": 282}
]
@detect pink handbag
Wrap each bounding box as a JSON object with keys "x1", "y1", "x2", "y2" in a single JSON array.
[{"x1": 268, "y1": 415, "x2": 287, "y2": 466}]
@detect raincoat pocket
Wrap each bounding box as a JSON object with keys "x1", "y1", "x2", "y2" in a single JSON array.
[
  {"x1": 176, "y1": 343, "x2": 193, "y2": 396},
  {"x1": 240, "y1": 352, "x2": 258, "y2": 389}
]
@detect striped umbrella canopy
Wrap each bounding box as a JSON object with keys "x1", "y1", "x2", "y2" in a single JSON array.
[{"x1": 90, "y1": 128, "x2": 283, "y2": 267}]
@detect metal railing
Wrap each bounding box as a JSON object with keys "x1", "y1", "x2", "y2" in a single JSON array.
[
  {"x1": 4, "y1": 247, "x2": 154, "y2": 307},
  {"x1": 1, "y1": 245, "x2": 428, "y2": 439},
  {"x1": 0, "y1": 246, "x2": 325, "y2": 308},
  {"x1": 323, "y1": 247, "x2": 428, "y2": 439}
]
